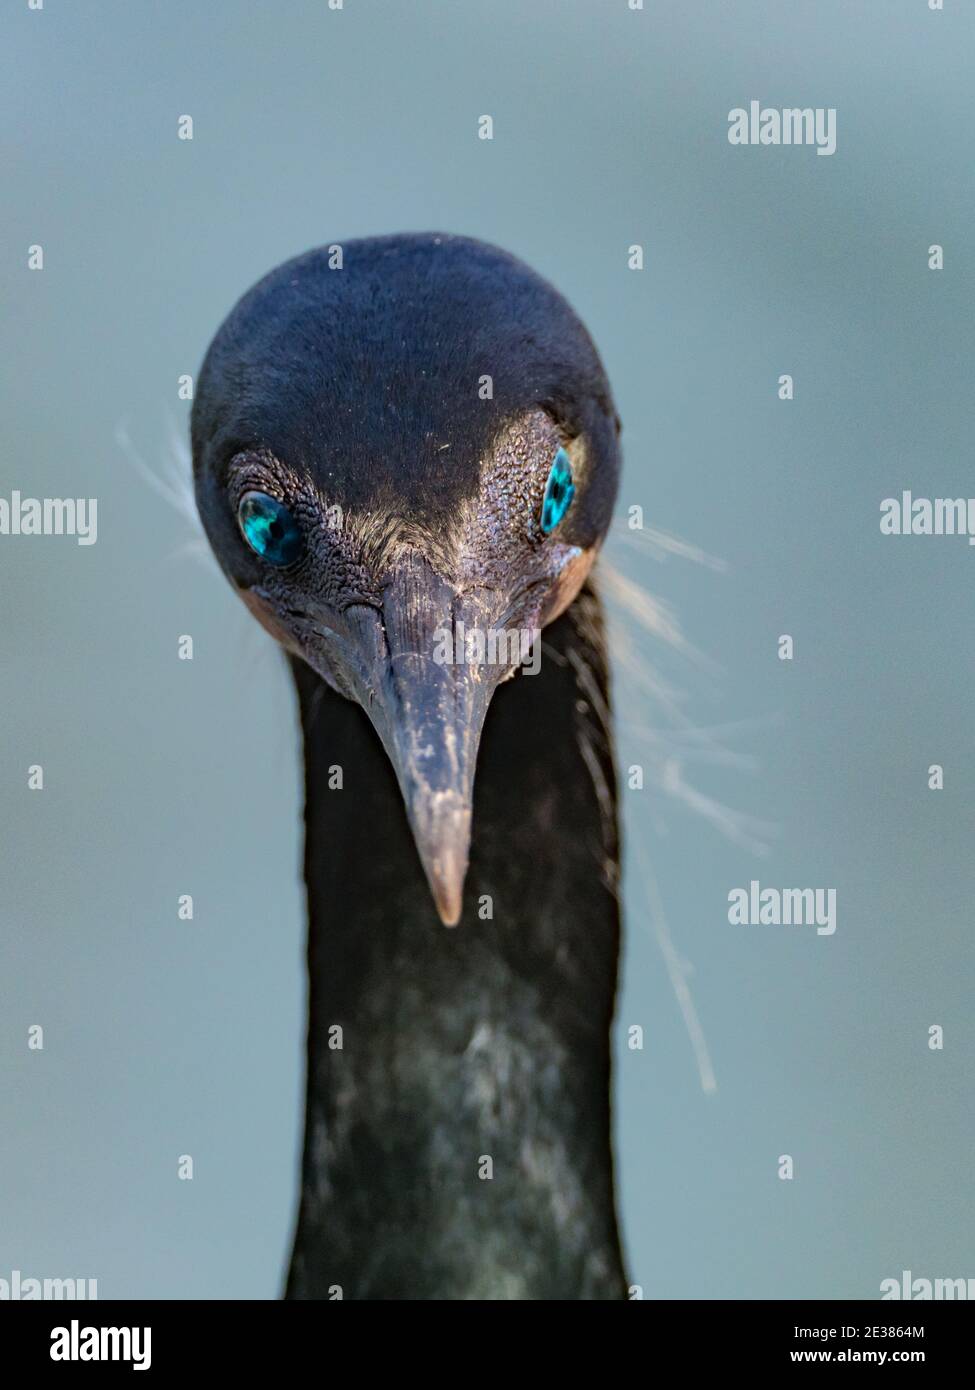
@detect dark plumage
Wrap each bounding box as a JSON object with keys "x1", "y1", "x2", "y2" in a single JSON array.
[{"x1": 193, "y1": 233, "x2": 626, "y2": 1299}]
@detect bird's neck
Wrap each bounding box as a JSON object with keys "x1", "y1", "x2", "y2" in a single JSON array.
[{"x1": 286, "y1": 584, "x2": 625, "y2": 1300}]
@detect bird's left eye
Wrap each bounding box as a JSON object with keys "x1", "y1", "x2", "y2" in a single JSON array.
[
  {"x1": 237, "y1": 491, "x2": 304, "y2": 566},
  {"x1": 540, "y1": 447, "x2": 575, "y2": 535}
]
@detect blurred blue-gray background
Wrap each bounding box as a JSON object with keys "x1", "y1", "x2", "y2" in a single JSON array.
[{"x1": 2, "y1": 0, "x2": 972, "y2": 1298}]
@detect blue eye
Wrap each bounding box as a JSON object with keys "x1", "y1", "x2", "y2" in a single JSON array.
[
  {"x1": 237, "y1": 491, "x2": 304, "y2": 567},
  {"x1": 540, "y1": 447, "x2": 575, "y2": 535}
]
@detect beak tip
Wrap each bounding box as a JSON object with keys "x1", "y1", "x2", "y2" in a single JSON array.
[
  {"x1": 412, "y1": 795, "x2": 470, "y2": 928},
  {"x1": 436, "y1": 896, "x2": 463, "y2": 928},
  {"x1": 427, "y1": 842, "x2": 467, "y2": 928}
]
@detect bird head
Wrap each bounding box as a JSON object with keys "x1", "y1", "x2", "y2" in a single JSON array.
[{"x1": 192, "y1": 234, "x2": 620, "y2": 925}]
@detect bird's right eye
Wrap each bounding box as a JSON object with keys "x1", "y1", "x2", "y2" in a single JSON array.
[{"x1": 237, "y1": 491, "x2": 304, "y2": 567}]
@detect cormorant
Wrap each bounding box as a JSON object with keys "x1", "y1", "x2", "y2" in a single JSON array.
[{"x1": 192, "y1": 233, "x2": 626, "y2": 1300}]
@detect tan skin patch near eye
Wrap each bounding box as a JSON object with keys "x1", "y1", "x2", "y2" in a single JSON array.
[
  {"x1": 541, "y1": 546, "x2": 597, "y2": 626},
  {"x1": 239, "y1": 586, "x2": 304, "y2": 657}
]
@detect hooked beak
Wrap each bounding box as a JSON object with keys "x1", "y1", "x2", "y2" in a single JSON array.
[{"x1": 343, "y1": 555, "x2": 505, "y2": 926}]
